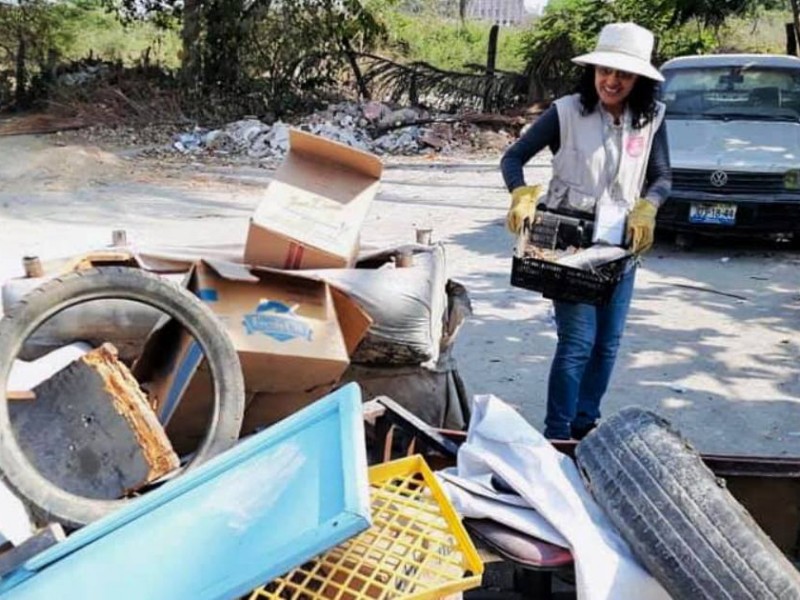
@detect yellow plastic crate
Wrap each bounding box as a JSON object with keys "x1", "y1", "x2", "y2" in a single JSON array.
[{"x1": 249, "y1": 455, "x2": 484, "y2": 600}]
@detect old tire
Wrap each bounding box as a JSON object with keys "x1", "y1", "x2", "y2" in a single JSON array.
[
  {"x1": 0, "y1": 267, "x2": 245, "y2": 528},
  {"x1": 575, "y1": 408, "x2": 800, "y2": 600}
]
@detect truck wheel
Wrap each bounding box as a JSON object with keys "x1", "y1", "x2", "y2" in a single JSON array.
[
  {"x1": 575, "y1": 408, "x2": 800, "y2": 600},
  {"x1": 0, "y1": 267, "x2": 245, "y2": 528}
]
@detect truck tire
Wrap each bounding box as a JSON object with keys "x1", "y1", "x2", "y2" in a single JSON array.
[
  {"x1": 575, "y1": 408, "x2": 800, "y2": 600},
  {"x1": 0, "y1": 267, "x2": 245, "y2": 528}
]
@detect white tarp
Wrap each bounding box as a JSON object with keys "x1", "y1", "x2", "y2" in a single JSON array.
[
  {"x1": 8, "y1": 342, "x2": 92, "y2": 391},
  {"x1": 0, "y1": 480, "x2": 31, "y2": 547},
  {"x1": 443, "y1": 395, "x2": 670, "y2": 600},
  {"x1": 438, "y1": 470, "x2": 569, "y2": 548}
]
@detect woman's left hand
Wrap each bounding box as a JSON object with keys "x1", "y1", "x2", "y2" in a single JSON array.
[{"x1": 627, "y1": 199, "x2": 658, "y2": 254}]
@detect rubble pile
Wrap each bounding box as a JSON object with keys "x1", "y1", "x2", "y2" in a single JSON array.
[{"x1": 172, "y1": 100, "x2": 515, "y2": 159}]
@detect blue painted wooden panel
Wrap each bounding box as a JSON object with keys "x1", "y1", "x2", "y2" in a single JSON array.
[{"x1": 0, "y1": 383, "x2": 370, "y2": 600}]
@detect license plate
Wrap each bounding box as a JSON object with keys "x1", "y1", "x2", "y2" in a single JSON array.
[{"x1": 689, "y1": 203, "x2": 737, "y2": 225}]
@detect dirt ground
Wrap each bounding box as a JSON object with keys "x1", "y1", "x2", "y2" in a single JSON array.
[{"x1": 1, "y1": 134, "x2": 799, "y2": 457}]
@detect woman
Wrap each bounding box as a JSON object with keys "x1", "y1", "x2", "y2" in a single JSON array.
[{"x1": 500, "y1": 22, "x2": 672, "y2": 440}]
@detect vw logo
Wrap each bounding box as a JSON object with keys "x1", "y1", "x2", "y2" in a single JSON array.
[{"x1": 710, "y1": 170, "x2": 728, "y2": 187}]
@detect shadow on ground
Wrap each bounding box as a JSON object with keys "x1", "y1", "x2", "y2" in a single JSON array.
[{"x1": 448, "y1": 218, "x2": 800, "y2": 457}]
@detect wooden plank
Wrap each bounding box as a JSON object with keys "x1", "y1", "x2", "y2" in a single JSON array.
[
  {"x1": 0, "y1": 114, "x2": 86, "y2": 137},
  {"x1": 361, "y1": 399, "x2": 386, "y2": 426},
  {"x1": 0, "y1": 524, "x2": 65, "y2": 579},
  {"x1": 58, "y1": 250, "x2": 137, "y2": 274},
  {"x1": 9, "y1": 344, "x2": 179, "y2": 500},
  {"x1": 7, "y1": 391, "x2": 36, "y2": 402}
]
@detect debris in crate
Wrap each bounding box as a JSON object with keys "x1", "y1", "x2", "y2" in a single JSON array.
[
  {"x1": 512, "y1": 236, "x2": 630, "y2": 305},
  {"x1": 530, "y1": 210, "x2": 595, "y2": 251},
  {"x1": 555, "y1": 244, "x2": 631, "y2": 270},
  {"x1": 520, "y1": 244, "x2": 580, "y2": 263},
  {"x1": 518, "y1": 234, "x2": 630, "y2": 273}
]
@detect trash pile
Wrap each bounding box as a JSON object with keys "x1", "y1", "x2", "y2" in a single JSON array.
[
  {"x1": 173, "y1": 101, "x2": 517, "y2": 159},
  {"x1": 3, "y1": 128, "x2": 797, "y2": 600},
  {"x1": 0, "y1": 128, "x2": 483, "y2": 598},
  {"x1": 56, "y1": 61, "x2": 112, "y2": 88}
]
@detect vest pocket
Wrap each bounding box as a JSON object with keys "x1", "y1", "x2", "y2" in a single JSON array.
[
  {"x1": 553, "y1": 148, "x2": 584, "y2": 187},
  {"x1": 565, "y1": 188, "x2": 597, "y2": 214}
]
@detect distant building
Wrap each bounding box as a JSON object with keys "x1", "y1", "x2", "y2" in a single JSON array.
[{"x1": 467, "y1": 0, "x2": 532, "y2": 26}]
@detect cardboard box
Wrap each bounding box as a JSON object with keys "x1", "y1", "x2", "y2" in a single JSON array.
[
  {"x1": 135, "y1": 259, "x2": 371, "y2": 452},
  {"x1": 244, "y1": 129, "x2": 383, "y2": 270},
  {"x1": 241, "y1": 385, "x2": 336, "y2": 437}
]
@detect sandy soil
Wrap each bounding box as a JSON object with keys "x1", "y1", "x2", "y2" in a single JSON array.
[{"x1": 1, "y1": 135, "x2": 799, "y2": 457}]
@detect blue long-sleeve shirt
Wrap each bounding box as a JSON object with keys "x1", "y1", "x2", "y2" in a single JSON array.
[{"x1": 501, "y1": 105, "x2": 672, "y2": 207}]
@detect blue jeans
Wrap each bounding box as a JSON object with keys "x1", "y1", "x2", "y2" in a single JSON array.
[{"x1": 544, "y1": 266, "x2": 637, "y2": 439}]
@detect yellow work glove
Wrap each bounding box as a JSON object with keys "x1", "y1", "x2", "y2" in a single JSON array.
[
  {"x1": 506, "y1": 185, "x2": 542, "y2": 235},
  {"x1": 627, "y1": 198, "x2": 658, "y2": 255}
]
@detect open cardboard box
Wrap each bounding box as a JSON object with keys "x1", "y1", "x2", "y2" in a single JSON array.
[
  {"x1": 134, "y1": 259, "x2": 371, "y2": 452},
  {"x1": 244, "y1": 129, "x2": 383, "y2": 270}
]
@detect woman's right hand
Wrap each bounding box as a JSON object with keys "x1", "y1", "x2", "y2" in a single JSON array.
[{"x1": 506, "y1": 185, "x2": 542, "y2": 234}]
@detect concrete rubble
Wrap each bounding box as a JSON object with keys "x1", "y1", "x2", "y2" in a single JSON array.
[{"x1": 172, "y1": 100, "x2": 515, "y2": 158}]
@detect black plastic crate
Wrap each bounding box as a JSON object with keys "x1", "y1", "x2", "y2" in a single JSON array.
[
  {"x1": 511, "y1": 254, "x2": 629, "y2": 306},
  {"x1": 511, "y1": 212, "x2": 630, "y2": 306}
]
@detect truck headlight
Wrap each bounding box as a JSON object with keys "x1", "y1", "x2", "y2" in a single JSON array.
[{"x1": 785, "y1": 170, "x2": 800, "y2": 190}]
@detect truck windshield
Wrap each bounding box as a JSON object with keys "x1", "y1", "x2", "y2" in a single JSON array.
[{"x1": 662, "y1": 65, "x2": 800, "y2": 121}]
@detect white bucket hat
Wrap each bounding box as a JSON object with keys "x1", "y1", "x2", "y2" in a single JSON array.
[{"x1": 572, "y1": 22, "x2": 664, "y2": 82}]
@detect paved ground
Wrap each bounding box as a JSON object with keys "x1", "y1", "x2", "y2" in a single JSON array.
[{"x1": 2, "y1": 135, "x2": 800, "y2": 457}]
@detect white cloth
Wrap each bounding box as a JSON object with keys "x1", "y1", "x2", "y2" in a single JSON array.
[
  {"x1": 437, "y1": 470, "x2": 569, "y2": 548},
  {"x1": 0, "y1": 480, "x2": 32, "y2": 547},
  {"x1": 449, "y1": 395, "x2": 670, "y2": 600}
]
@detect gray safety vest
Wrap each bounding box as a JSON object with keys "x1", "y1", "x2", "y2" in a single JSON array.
[{"x1": 545, "y1": 94, "x2": 665, "y2": 216}]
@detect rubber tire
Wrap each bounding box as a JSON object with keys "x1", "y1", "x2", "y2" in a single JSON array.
[
  {"x1": 575, "y1": 408, "x2": 800, "y2": 600},
  {"x1": 0, "y1": 267, "x2": 246, "y2": 528}
]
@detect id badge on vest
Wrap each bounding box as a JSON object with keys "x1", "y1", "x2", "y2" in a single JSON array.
[
  {"x1": 593, "y1": 190, "x2": 627, "y2": 246},
  {"x1": 592, "y1": 109, "x2": 630, "y2": 246}
]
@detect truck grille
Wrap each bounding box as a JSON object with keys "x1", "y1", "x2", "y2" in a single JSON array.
[{"x1": 672, "y1": 169, "x2": 785, "y2": 194}]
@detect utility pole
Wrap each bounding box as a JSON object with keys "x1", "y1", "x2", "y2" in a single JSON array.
[{"x1": 483, "y1": 23, "x2": 499, "y2": 113}]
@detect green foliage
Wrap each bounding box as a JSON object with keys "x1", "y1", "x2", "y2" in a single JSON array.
[
  {"x1": 55, "y1": 5, "x2": 180, "y2": 66},
  {"x1": 720, "y1": 8, "x2": 788, "y2": 53},
  {"x1": 519, "y1": 0, "x2": 776, "y2": 99},
  {"x1": 0, "y1": 0, "x2": 179, "y2": 71},
  {"x1": 0, "y1": 0, "x2": 79, "y2": 107},
  {"x1": 231, "y1": 0, "x2": 389, "y2": 114},
  {"x1": 0, "y1": 0, "x2": 180, "y2": 109},
  {"x1": 0, "y1": 0, "x2": 791, "y2": 116},
  {"x1": 369, "y1": 2, "x2": 527, "y2": 72}
]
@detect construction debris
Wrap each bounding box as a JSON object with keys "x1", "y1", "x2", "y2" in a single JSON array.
[
  {"x1": 0, "y1": 129, "x2": 480, "y2": 597},
  {"x1": 9, "y1": 343, "x2": 179, "y2": 501},
  {"x1": 0, "y1": 114, "x2": 87, "y2": 137},
  {"x1": 172, "y1": 101, "x2": 518, "y2": 159}
]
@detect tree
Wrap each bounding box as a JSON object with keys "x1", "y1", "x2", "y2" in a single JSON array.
[
  {"x1": 117, "y1": 0, "x2": 387, "y2": 109},
  {"x1": 0, "y1": 0, "x2": 73, "y2": 108},
  {"x1": 519, "y1": 0, "x2": 776, "y2": 100},
  {"x1": 791, "y1": 0, "x2": 800, "y2": 52}
]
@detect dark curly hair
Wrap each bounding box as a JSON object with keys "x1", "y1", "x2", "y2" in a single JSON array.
[{"x1": 576, "y1": 66, "x2": 659, "y2": 129}]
